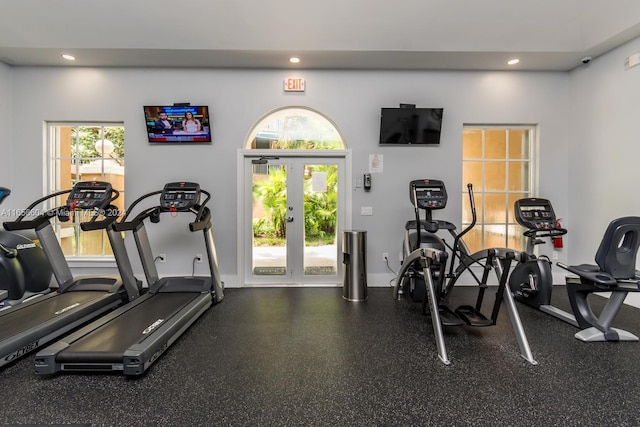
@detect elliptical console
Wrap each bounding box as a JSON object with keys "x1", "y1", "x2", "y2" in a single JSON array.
[{"x1": 410, "y1": 180, "x2": 447, "y2": 211}]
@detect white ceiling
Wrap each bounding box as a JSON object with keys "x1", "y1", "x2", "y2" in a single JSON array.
[{"x1": 1, "y1": 0, "x2": 639, "y2": 71}]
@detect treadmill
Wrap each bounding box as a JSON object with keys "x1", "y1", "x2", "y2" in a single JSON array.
[
  {"x1": 35, "y1": 182, "x2": 224, "y2": 376},
  {"x1": 0, "y1": 181, "x2": 140, "y2": 368},
  {"x1": 0, "y1": 187, "x2": 11, "y2": 303}
]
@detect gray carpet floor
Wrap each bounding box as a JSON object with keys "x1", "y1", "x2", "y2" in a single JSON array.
[{"x1": 1, "y1": 286, "x2": 640, "y2": 426}]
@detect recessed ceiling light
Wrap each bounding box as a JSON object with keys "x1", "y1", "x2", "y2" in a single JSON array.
[
  {"x1": 507, "y1": 58, "x2": 520, "y2": 65},
  {"x1": 289, "y1": 57, "x2": 300, "y2": 64},
  {"x1": 61, "y1": 54, "x2": 76, "y2": 61}
]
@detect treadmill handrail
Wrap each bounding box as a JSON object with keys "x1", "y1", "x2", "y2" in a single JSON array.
[
  {"x1": 120, "y1": 190, "x2": 164, "y2": 222},
  {"x1": 3, "y1": 208, "x2": 61, "y2": 231},
  {"x1": 3, "y1": 187, "x2": 120, "y2": 232},
  {"x1": 116, "y1": 188, "x2": 212, "y2": 231},
  {"x1": 189, "y1": 207, "x2": 212, "y2": 232},
  {"x1": 81, "y1": 204, "x2": 122, "y2": 231},
  {"x1": 193, "y1": 190, "x2": 211, "y2": 223},
  {"x1": 113, "y1": 206, "x2": 159, "y2": 232},
  {"x1": 3, "y1": 188, "x2": 71, "y2": 231}
]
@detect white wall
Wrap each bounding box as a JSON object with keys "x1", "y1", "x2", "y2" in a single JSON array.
[
  {"x1": 0, "y1": 62, "x2": 11, "y2": 186},
  {"x1": 568, "y1": 36, "x2": 640, "y2": 306},
  {"x1": 7, "y1": 67, "x2": 571, "y2": 286},
  {"x1": 568, "y1": 36, "x2": 640, "y2": 263}
]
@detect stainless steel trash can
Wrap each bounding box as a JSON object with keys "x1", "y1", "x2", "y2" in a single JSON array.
[{"x1": 342, "y1": 230, "x2": 367, "y2": 301}]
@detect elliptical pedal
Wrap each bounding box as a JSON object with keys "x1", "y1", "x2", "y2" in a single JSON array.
[
  {"x1": 454, "y1": 305, "x2": 493, "y2": 327},
  {"x1": 438, "y1": 304, "x2": 464, "y2": 326}
]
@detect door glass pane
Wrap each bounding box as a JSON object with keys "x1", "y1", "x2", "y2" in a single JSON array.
[
  {"x1": 303, "y1": 164, "x2": 338, "y2": 276},
  {"x1": 252, "y1": 164, "x2": 287, "y2": 276},
  {"x1": 247, "y1": 107, "x2": 345, "y2": 150}
]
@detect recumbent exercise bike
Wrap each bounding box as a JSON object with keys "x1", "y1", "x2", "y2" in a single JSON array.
[{"x1": 510, "y1": 197, "x2": 640, "y2": 341}]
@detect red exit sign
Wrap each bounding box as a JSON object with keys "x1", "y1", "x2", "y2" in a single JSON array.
[{"x1": 283, "y1": 78, "x2": 305, "y2": 92}]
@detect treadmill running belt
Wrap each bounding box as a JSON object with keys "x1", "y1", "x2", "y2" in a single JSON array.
[
  {"x1": 56, "y1": 292, "x2": 199, "y2": 363},
  {"x1": 0, "y1": 292, "x2": 118, "y2": 342}
]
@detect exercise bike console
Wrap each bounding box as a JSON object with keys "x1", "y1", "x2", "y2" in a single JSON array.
[{"x1": 514, "y1": 198, "x2": 557, "y2": 229}]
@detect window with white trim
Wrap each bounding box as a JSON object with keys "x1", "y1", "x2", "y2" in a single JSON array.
[
  {"x1": 46, "y1": 123, "x2": 125, "y2": 257},
  {"x1": 462, "y1": 126, "x2": 535, "y2": 253}
]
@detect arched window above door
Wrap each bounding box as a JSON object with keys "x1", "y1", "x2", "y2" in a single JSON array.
[{"x1": 245, "y1": 107, "x2": 345, "y2": 150}]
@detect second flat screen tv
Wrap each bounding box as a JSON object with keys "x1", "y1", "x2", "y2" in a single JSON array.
[
  {"x1": 144, "y1": 105, "x2": 211, "y2": 144},
  {"x1": 379, "y1": 107, "x2": 444, "y2": 145}
]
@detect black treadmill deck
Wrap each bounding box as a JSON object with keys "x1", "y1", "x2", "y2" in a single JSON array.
[
  {"x1": 55, "y1": 292, "x2": 199, "y2": 363},
  {"x1": 0, "y1": 291, "x2": 120, "y2": 342}
]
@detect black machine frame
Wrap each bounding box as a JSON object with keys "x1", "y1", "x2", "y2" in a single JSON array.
[
  {"x1": 0, "y1": 181, "x2": 139, "y2": 368},
  {"x1": 510, "y1": 198, "x2": 640, "y2": 342},
  {"x1": 394, "y1": 179, "x2": 536, "y2": 365},
  {"x1": 34, "y1": 182, "x2": 224, "y2": 376}
]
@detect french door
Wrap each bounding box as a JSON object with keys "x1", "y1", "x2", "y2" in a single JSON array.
[{"x1": 242, "y1": 154, "x2": 346, "y2": 285}]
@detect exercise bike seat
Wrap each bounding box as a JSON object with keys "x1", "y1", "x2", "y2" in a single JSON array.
[
  {"x1": 558, "y1": 216, "x2": 640, "y2": 288},
  {"x1": 557, "y1": 263, "x2": 617, "y2": 288}
]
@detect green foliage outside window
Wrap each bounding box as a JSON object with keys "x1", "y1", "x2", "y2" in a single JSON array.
[
  {"x1": 252, "y1": 165, "x2": 337, "y2": 246},
  {"x1": 71, "y1": 126, "x2": 125, "y2": 164}
]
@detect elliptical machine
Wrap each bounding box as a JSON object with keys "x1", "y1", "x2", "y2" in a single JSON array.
[
  {"x1": 0, "y1": 187, "x2": 52, "y2": 307},
  {"x1": 394, "y1": 179, "x2": 536, "y2": 365}
]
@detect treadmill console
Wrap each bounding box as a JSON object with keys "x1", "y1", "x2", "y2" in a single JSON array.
[
  {"x1": 514, "y1": 198, "x2": 557, "y2": 230},
  {"x1": 410, "y1": 179, "x2": 447, "y2": 210},
  {"x1": 67, "y1": 181, "x2": 113, "y2": 210},
  {"x1": 160, "y1": 182, "x2": 200, "y2": 211}
]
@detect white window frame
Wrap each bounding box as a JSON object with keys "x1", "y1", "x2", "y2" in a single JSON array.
[{"x1": 45, "y1": 121, "x2": 125, "y2": 264}]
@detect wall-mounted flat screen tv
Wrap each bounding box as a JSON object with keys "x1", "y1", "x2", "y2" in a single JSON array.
[
  {"x1": 379, "y1": 107, "x2": 444, "y2": 145},
  {"x1": 144, "y1": 105, "x2": 211, "y2": 143}
]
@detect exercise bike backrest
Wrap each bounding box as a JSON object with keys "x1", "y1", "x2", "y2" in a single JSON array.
[
  {"x1": 594, "y1": 216, "x2": 640, "y2": 280},
  {"x1": 514, "y1": 198, "x2": 567, "y2": 254}
]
